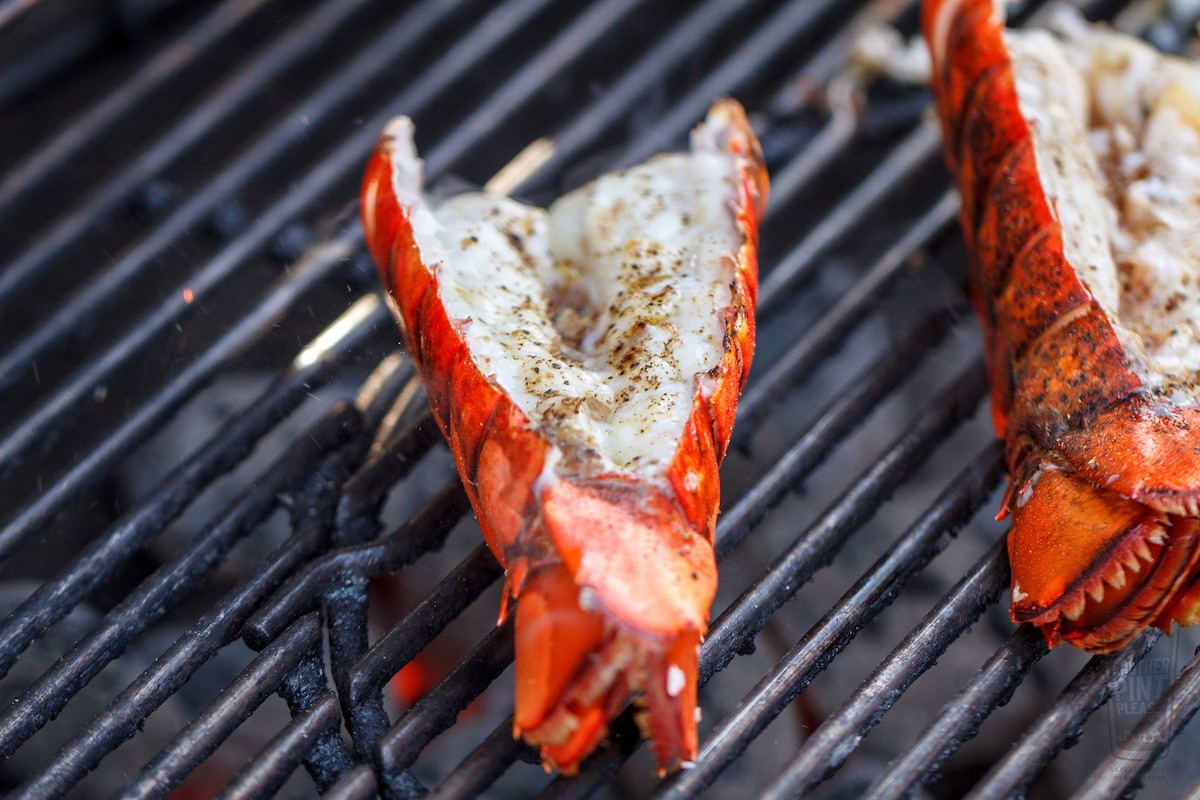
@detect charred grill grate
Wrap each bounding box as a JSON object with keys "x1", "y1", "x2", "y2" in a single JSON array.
[{"x1": 2, "y1": 0, "x2": 1200, "y2": 797}]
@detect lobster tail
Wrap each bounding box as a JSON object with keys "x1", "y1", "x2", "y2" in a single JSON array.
[
  {"x1": 924, "y1": 0, "x2": 1200, "y2": 650},
  {"x1": 362, "y1": 101, "x2": 764, "y2": 770}
]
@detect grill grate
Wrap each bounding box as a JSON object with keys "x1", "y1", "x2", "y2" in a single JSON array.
[{"x1": 2, "y1": 0, "x2": 1200, "y2": 798}]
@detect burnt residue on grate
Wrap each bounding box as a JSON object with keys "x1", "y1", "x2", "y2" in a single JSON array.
[{"x1": 2, "y1": 0, "x2": 1200, "y2": 798}]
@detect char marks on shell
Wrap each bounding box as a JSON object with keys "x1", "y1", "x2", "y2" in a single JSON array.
[{"x1": 1008, "y1": 15, "x2": 1200, "y2": 402}]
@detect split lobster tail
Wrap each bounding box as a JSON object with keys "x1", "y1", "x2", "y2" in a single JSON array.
[
  {"x1": 924, "y1": 0, "x2": 1200, "y2": 652},
  {"x1": 361, "y1": 100, "x2": 766, "y2": 771}
]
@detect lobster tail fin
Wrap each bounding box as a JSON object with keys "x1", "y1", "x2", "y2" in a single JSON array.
[
  {"x1": 510, "y1": 479, "x2": 716, "y2": 772},
  {"x1": 512, "y1": 561, "x2": 705, "y2": 774},
  {"x1": 1010, "y1": 466, "x2": 1200, "y2": 652}
]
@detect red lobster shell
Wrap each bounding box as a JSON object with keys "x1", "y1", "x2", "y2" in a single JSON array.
[
  {"x1": 360, "y1": 99, "x2": 766, "y2": 771},
  {"x1": 925, "y1": 0, "x2": 1200, "y2": 652}
]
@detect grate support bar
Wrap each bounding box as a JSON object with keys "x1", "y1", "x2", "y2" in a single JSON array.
[{"x1": 214, "y1": 691, "x2": 344, "y2": 800}]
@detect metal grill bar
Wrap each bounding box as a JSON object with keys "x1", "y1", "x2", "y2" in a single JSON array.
[
  {"x1": 737, "y1": 191, "x2": 959, "y2": 433},
  {"x1": 0, "y1": 0, "x2": 280, "y2": 212},
  {"x1": 758, "y1": 121, "x2": 943, "y2": 313},
  {"x1": 707, "y1": 358, "x2": 988, "y2": 685},
  {"x1": 0, "y1": 240, "x2": 379, "y2": 563},
  {"x1": 426, "y1": 713, "x2": 532, "y2": 799},
  {"x1": 759, "y1": 536, "x2": 1010, "y2": 799},
  {"x1": 513, "y1": 0, "x2": 777, "y2": 199},
  {"x1": 0, "y1": 0, "x2": 465, "y2": 395},
  {"x1": 114, "y1": 613, "x2": 325, "y2": 800},
  {"x1": 0, "y1": 0, "x2": 549, "y2": 480},
  {"x1": 963, "y1": 631, "x2": 1162, "y2": 800},
  {"x1": 864, "y1": 625, "x2": 1050, "y2": 800},
  {"x1": 658, "y1": 443, "x2": 1006, "y2": 799},
  {"x1": 614, "y1": 0, "x2": 845, "y2": 168},
  {"x1": 214, "y1": 693, "x2": 343, "y2": 800},
  {"x1": 717, "y1": 313, "x2": 964, "y2": 563},
  {"x1": 0, "y1": 404, "x2": 357, "y2": 761},
  {"x1": 377, "y1": 621, "x2": 517, "y2": 789}
]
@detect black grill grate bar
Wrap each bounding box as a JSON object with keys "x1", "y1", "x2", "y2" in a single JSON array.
[
  {"x1": 324, "y1": 766, "x2": 380, "y2": 800},
  {"x1": 426, "y1": 712, "x2": 532, "y2": 800},
  {"x1": 614, "y1": 0, "x2": 847, "y2": 169},
  {"x1": 736, "y1": 190, "x2": 960, "y2": 435},
  {"x1": 483, "y1": 0, "x2": 854, "y2": 204},
  {"x1": 1073, "y1": 643, "x2": 1200, "y2": 799},
  {"x1": 757, "y1": 121, "x2": 943, "y2": 314},
  {"x1": 535, "y1": 356, "x2": 991, "y2": 799},
  {"x1": 762, "y1": 89, "x2": 860, "y2": 220},
  {"x1": 115, "y1": 613, "x2": 325, "y2": 800},
  {"x1": 416, "y1": 0, "x2": 648, "y2": 181},
  {"x1": 0, "y1": 0, "x2": 557, "y2": 479},
  {"x1": 375, "y1": 621, "x2": 518, "y2": 796},
  {"x1": 6, "y1": 418, "x2": 367, "y2": 798},
  {"x1": 511, "y1": 0, "x2": 780, "y2": 200},
  {"x1": 214, "y1": 691, "x2": 343, "y2": 800},
  {"x1": 865, "y1": 624, "x2": 1051, "y2": 800},
  {"x1": 758, "y1": 535, "x2": 1011, "y2": 800},
  {"x1": 657, "y1": 442, "x2": 1007, "y2": 799},
  {"x1": 705, "y1": 356, "x2": 989, "y2": 681},
  {"x1": 344, "y1": 544, "x2": 504, "y2": 728},
  {"x1": 0, "y1": 0, "x2": 467, "y2": 398},
  {"x1": 336, "y1": 407, "x2": 440, "y2": 530},
  {"x1": 0, "y1": 296, "x2": 382, "y2": 681},
  {"x1": 962, "y1": 631, "x2": 1161, "y2": 800},
  {"x1": 0, "y1": 403, "x2": 358, "y2": 763},
  {"x1": 0, "y1": 0, "x2": 280, "y2": 212},
  {"x1": 0, "y1": 238, "x2": 379, "y2": 565},
  {"x1": 716, "y1": 308, "x2": 963, "y2": 564},
  {"x1": 0, "y1": 0, "x2": 388, "y2": 313}
]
